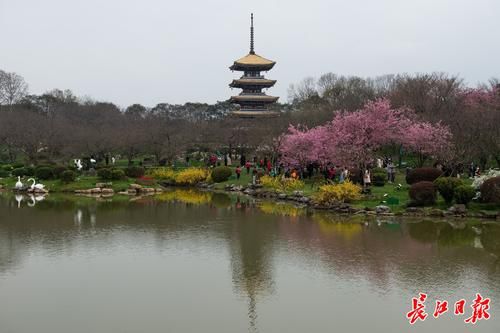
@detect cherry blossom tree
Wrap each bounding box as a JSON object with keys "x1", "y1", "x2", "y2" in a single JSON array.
[{"x1": 278, "y1": 98, "x2": 453, "y2": 168}]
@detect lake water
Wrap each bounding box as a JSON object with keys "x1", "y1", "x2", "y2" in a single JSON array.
[{"x1": 0, "y1": 190, "x2": 499, "y2": 333}]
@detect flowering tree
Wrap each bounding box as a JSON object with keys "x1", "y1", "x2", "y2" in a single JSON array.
[
  {"x1": 402, "y1": 121, "x2": 452, "y2": 167},
  {"x1": 278, "y1": 98, "x2": 453, "y2": 168}
]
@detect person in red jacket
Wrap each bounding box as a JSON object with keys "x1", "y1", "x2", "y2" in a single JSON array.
[
  {"x1": 245, "y1": 161, "x2": 251, "y2": 174},
  {"x1": 235, "y1": 166, "x2": 242, "y2": 180}
]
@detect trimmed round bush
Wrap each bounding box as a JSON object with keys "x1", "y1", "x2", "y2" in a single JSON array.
[
  {"x1": 211, "y1": 166, "x2": 232, "y2": 183},
  {"x1": 371, "y1": 167, "x2": 386, "y2": 186},
  {"x1": 1, "y1": 165, "x2": 13, "y2": 171},
  {"x1": 480, "y1": 176, "x2": 500, "y2": 204},
  {"x1": 409, "y1": 181, "x2": 437, "y2": 206},
  {"x1": 0, "y1": 169, "x2": 9, "y2": 178},
  {"x1": 98, "y1": 168, "x2": 125, "y2": 180},
  {"x1": 406, "y1": 167, "x2": 443, "y2": 185},
  {"x1": 111, "y1": 168, "x2": 126, "y2": 180},
  {"x1": 454, "y1": 185, "x2": 476, "y2": 206},
  {"x1": 35, "y1": 166, "x2": 54, "y2": 180},
  {"x1": 60, "y1": 170, "x2": 77, "y2": 183},
  {"x1": 434, "y1": 177, "x2": 463, "y2": 204},
  {"x1": 97, "y1": 168, "x2": 113, "y2": 180},
  {"x1": 126, "y1": 166, "x2": 145, "y2": 178}
]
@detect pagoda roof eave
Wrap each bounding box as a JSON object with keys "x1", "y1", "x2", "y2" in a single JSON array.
[
  {"x1": 229, "y1": 79, "x2": 276, "y2": 88},
  {"x1": 230, "y1": 95, "x2": 279, "y2": 103}
]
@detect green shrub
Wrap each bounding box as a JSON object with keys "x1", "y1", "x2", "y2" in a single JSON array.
[
  {"x1": 434, "y1": 177, "x2": 463, "y2": 204},
  {"x1": 371, "y1": 167, "x2": 386, "y2": 186},
  {"x1": 125, "y1": 166, "x2": 145, "y2": 178},
  {"x1": 35, "y1": 166, "x2": 54, "y2": 180},
  {"x1": 53, "y1": 166, "x2": 68, "y2": 178},
  {"x1": 97, "y1": 168, "x2": 113, "y2": 180},
  {"x1": 211, "y1": 166, "x2": 232, "y2": 183},
  {"x1": 409, "y1": 181, "x2": 437, "y2": 206},
  {"x1": 406, "y1": 168, "x2": 443, "y2": 185},
  {"x1": 111, "y1": 169, "x2": 126, "y2": 180},
  {"x1": 0, "y1": 169, "x2": 9, "y2": 178},
  {"x1": 454, "y1": 185, "x2": 475, "y2": 206},
  {"x1": 98, "y1": 168, "x2": 125, "y2": 180},
  {"x1": 60, "y1": 170, "x2": 77, "y2": 183},
  {"x1": 480, "y1": 176, "x2": 500, "y2": 204},
  {"x1": 12, "y1": 162, "x2": 24, "y2": 169},
  {"x1": 12, "y1": 166, "x2": 35, "y2": 177}
]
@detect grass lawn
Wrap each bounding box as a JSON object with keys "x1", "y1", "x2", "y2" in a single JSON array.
[{"x1": 0, "y1": 176, "x2": 136, "y2": 193}]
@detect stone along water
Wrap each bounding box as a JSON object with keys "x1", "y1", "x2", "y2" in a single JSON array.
[{"x1": 0, "y1": 191, "x2": 499, "y2": 332}]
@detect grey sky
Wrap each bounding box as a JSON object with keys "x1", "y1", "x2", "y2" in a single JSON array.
[{"x1": 1, "y1": 0, "x2": 499, "y2": 107}]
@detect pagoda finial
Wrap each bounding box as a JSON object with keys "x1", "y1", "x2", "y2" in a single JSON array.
[{"x1": 250, "y1": 13, "x2": 255, "y2": 54}]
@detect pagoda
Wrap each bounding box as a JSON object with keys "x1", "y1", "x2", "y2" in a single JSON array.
[{"x1": 229, "y1": 14, "x2": 279, "y2": 117}]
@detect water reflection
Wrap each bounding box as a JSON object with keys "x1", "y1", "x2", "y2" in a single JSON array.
[{"x1": 0, "y1": 191, "x2": 499, "y2": 332}]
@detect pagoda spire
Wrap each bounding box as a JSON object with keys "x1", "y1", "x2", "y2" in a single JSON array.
[{"x1": 250, "y1": 13, "x2": 255, "y2": 54}]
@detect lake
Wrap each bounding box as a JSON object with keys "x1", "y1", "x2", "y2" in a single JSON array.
[{"x1": 0, "y1": 190, "x2": 499, "y2": 332}]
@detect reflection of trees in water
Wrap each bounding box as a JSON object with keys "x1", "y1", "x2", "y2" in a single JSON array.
[
  {"x1": 408, "y1": 220, "x2": 440, "y2": 243},
  {"x1": 227, "y1": 212, "x2": 277, "y2": 333},
  {"x1": 481, "y1": 224, "x2": 500, "y2": 258}
]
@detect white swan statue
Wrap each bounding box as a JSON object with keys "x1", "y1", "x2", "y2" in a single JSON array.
[
  {"x1": 15, "y1": 176, "x2": 24, "y2": 189},
  {"x1": 27, "y1": 178, "x2": 45, "y2": 191},
  {"x1": 27, "y1": 195, "x2": 36, "y2": 207},
  {"x1": 74, "y1": 159, "x2": 83, "y2": 171},
  {"x1": 15, "y1": 194, "x2": 23, "y2": 208}
]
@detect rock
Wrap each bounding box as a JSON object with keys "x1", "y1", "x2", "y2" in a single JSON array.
[
  {"x1": 155, "y1": 188, "x2": 164, "y2": 193},
  {"x1": 129, "y1": 184, "x2": 142, "y2": 190},
  {"x1": 243, "y1": 189, "x2": 255, "y2": 195},
  {"x1": 448, "y1": 204, "x2": 467, "y2": 215},
  {"x1": 96, "y1": 182, "x2": 113, "y2": 188},
  {"x1": 375, "y1": 205, "x2": 391, "y2": 214},
  {"x1": 127, "y1": 189, "x2": 138, "y2": 195},
  {"x1": 292, "y1": 190, "x2": 304, "y2": 197},
  {"x1": 101, "y1": 188, "x2": 114, "y2": 195},
  {"x1": 140, "y1": 188, "x2": 155, "y2": 193},
  {"x1": 299, "y1": 196, "x2": 310, "y2": 203},
  {"x1": 428, "y1": 209, "x2": 444, "y2": 217},
  {"x1": 90, "y1": 188, "x2": 102, "y2": 194},
  {"x1": 118, "y1": 191, "x2": 129, "y2": 195},
  {"x1": 406, "y1": 207, "x2": 422, "y2": 213},
  {"x1": 278, "y1": 193, "x2": 287, "y2": 200}
]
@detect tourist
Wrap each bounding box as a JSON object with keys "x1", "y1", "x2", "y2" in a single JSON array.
[
  {"x1": 266, "y1": 160, "x2": 272, "y2": 174},
  {"x1": 363, "y1": 169, "x2": 371, "y2": 188},
  {"x1": 339, "y1": 168, "x2": 345, "y2": 183},
  {"x1": 252, "y1": 168, "x2": 258, "y2": 185},
  {"x1": 240, "y1": 154, "x2": 246, "y2": 167},
  {"x1": 245, "y1": 161, "x2": 251, "y2": 174},
  {"x1": 235, "y1": 166, "x2": 241, "y2": 180},
  {"x1": 475, "y1": 167, "x2": 481, "y2": 177}
]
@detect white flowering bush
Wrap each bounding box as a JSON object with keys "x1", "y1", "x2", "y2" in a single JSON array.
[{"x1": 472, "y1": 169, "x2": 500, "y2": 189}]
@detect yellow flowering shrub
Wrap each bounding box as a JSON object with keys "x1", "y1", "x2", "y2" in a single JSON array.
[
  {"x1": 260, "y1": 175, "x2": 305, "y2": 193},
  {"x1": 259, "y1": 202, "x2": 305, "y2": 217},
  {"x1": 156, "y1": 189, "x2": 212, "y2": 205},
  {"x1": 174, "y1": 168, "x2": 209, "y2": 185},
  {"x1": 148, "y1": 167, "x2": 176, "y2": 181},
  {"x1": 313, "y1": 181, "x2": 362, "y2": 205}
]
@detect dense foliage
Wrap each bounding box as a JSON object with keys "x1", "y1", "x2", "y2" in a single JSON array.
[
  {"x1": 454, "y1": 185, "x2": 476, "y2": 206},
  {"x1": 260, "y1": 175, "x2": 305, "y2": 193},
  {"x1": 406, "y1": 168, "x2": 443, "y2": 185},
  {"x1": 480, "y1": 176, "x2": 500, "y2": 204},
  {"x1": 409, "y1": 181, "x2": 437, "y2": 206},
  {"x1": 313, "y1": 181, "x2": 362, "y2": 205},
  {"x1": 434, "y1": 177, "x2": 463, "y2": 204},
  {"x1": 371, "y1": 167, "x2": 386, "y2": 186},
  {"x1": 211, "y1": 166, "x2": 233, "y2": 183},
  {"x1": 125, "y1": 166, "x2": 145, "y2": 178},
  {"x1": 34, "y1": 166, "x2": 54, "y2": 180}
]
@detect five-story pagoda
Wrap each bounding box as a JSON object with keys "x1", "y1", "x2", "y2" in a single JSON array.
[{"x1": 229, "y1": 14, "x2": 279, "y2": 117}]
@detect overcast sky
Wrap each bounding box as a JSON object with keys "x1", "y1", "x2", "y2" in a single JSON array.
[{"x1": 1, "y1": 0, "x2": 499, "y2": 107}]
